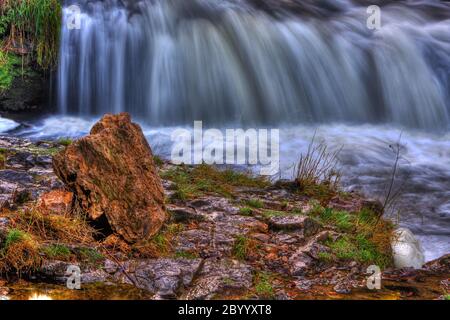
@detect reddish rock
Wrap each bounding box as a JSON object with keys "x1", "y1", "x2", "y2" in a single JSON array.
[
  {"x1": 53, "y1": 113, "x2": 166, "y2": 243},
  {"x1": 37, "y1": 190, "x2": 73, "y2": 215}
]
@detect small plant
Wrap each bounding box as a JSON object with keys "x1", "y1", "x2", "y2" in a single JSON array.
[
  {"x1": 254, "y1": 272, "x2": 274, "y2": 299},
  {"x1": 3, "y1": 229, "x2": 26, "y2": 249},
  {"x1": 42, "y1": 243, "x2": 72, "y2": 260},
  {"x1": 161, "y1": 164, "x2": 269, "y2": 201},
  {"x1": 239, "y1": 207, "x2": 253, "y2": 216},
  {"x1": 153, "y1": 155, "x2": 164, "y2": 167},
  {"x1": 295, "y1": 134, "x2": 342, "y2": 199},
  {"x1": 57, "y1": 137, "x2": 72, "y2": 147},
  {"x1": 0, "y1": 228, "x2": 41, "y2": 274},
  {"x1": 317, "y1": 252, "x2": 334, "y2": 262},
  {"x1": 174, "y1": 251, "x2": 199, "y2": 259},
  {"x1": 232, "y1": 235, "x2": 258, "y2": 261},
  {"x1": 245, "y1": 199, "x2": 264, "y2": 209},
  {"x1": 77, "y1": 247, "x2": 104, "y2": 265}
]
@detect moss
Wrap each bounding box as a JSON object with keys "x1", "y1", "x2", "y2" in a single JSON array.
[
  {"x1": 317, "y1": 252, "x2": 334, "y2": 262},
  {"x1": 261, "y1": 209, "x2": 302, "y2": 219},
  {"x1": 161, "y1": 164, "x2": 269, "y2": 201},
  {"x1": 232, "y1": 235, "x2": 259, "y2": 261},
  {"x1": 0, "y1": 50, "x2": 21, "y2": 93},
  {"x1": 174, "y1": 251, "x2": 199, "y2": 259},
  {"x1": 326, "y1": 234, "x2": 391, "y2": 269},
  {"x1": 77, "y1": 247, "x2": 104, "y2": 265},
  {"x1": 254, "y1": 272, "x2": 274, "y2": 299},
  {"x1": 245, "y1": 198, "x2": 264, "y2": 209},
  {"x1": 239, "y1": 207, "x2": 253, "y2": 216},
  {"x1": 42, "y1": 244, "x2": 72, "y2": 260},
  {"x1": 57, "y1": 138, "x2": 72, "y2": 147}
]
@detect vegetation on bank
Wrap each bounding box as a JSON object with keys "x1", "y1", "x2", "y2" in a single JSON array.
[
  {"x1": 0, "y1": 0, "x2": 61, "y2": 94},
  {"x1": 161, "y1": 163, "x2": 270, "y2": 201},
  {"x1": 0, "y1": 0, "x2": 62, "y2": 69}
]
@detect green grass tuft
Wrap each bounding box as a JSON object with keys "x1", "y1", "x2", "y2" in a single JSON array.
[
  {"x1": 254, "y1": 272, "x2": 274, "y2": 299},
  {"x1": 42, "y1": 244, "x2": 72, "y2": 260}
]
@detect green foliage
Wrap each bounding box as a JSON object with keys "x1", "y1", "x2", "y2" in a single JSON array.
[
  {"x1": 78, "y1": 247, "x2": 104, "y2": 265},
  {"x1": 42, "y1": 244, "x2": 72, "y2": 259},
  {"x1": 245, "y1": 198, "x2": 264, "y2": 209},
  {"x1": 232, "y1": 235, "x2": 252, "y2": 260},
  {"x1": 57, "y1": 137, "x2": 72, "y2": 147},
  {"x1": 254, "y1": 272, "x2": 274, "y2": 299},
  {"x1": 239, "y1": 207, "x2": 253, "y2": 216},
  {"x1": 0, "y1": 50, "x2": 21, "y2": 92},
  {"x1": 174, "y1": 251, "x2": 199, "y2": 259},
  {"x1": 153, "y1": 155, "x2": 164, "y2": 167},
  {"x1": 3, "y1": 229, "x2": 27, "y2": 250},
  {"x1": 326, "y1": 235, "x2": 391, "y2": 269},
  {"x1": 161, "y1": 164, "x2": 269, "y2": 201},
  {"x1": 0, "y1": 0, "x2": 62, "y2": 69}
]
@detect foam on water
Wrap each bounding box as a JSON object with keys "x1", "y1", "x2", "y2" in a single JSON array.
[{"x1": 0, "y1": 117, "x2": 19, "y2": 133}]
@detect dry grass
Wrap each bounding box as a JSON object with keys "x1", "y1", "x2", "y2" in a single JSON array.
[
  {"x1": 130, "y1": 223, "x2": 185, "y2": 258},
  {"x1": 8, "y1": 206, "x2": 96, "y2": 244},
  {"x1": 295, "y1": 135, "x2": 342, "y2": 201},
  {"x1": 0, "y1": 229, "x2": 41, "y2": 274}
]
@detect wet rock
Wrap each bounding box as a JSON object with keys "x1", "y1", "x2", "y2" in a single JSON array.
[
  {"x1": 183, "y1": 258, "x2": 253, "y2": 300},
  {"x1": 36, "y1": 190, "x2": 73, "y2": 215},
  {"x1": 289, "y1": 238, "x2": 331, "y2": 276},
  {"x1": 110, "y1": 258, "x2": 202, "y2": 298},
  {"x1": 52, "y1": 113, "x2": 166, "y2": 243},
  {"x1": 167, "y1": 204, "x2": 206, "y2": 222},
  {"x1": 0, "y1": 170, "x2": 33, "y2": 184},
  {"x1": 268, "y1": 215, "x2": 320, "y2": 236},
  {"x1": 37, "y1": 260, "x2": 109, "y2": 284},
  {"x1": 423, "y1": 254, "x2": 450, "y2": 273}
]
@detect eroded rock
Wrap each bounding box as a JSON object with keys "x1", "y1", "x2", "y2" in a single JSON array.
[
  {"x1": 183, "y1": 258, "x2": 253, "y2": 300},
  {"x1": 52, "y1": 113, "x2": 166, "y2": 243}
]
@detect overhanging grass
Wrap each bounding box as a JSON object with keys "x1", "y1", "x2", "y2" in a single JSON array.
[{"x1": 0, "y1": 0, "x2": 62, "y2": 69}]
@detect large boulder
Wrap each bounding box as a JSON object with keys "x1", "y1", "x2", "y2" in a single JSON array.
[{"x1": 53, "y1": 113, "x2": 166, "y2": 243}]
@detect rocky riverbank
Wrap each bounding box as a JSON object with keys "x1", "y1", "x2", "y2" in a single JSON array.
[{"x1": 0, "y1": 114, "x2": 448, "y2": 300}]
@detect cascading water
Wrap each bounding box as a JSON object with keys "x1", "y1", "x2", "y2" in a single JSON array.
[{"x1": 57, "y1": 0, "x2": 450, "y2": 130}]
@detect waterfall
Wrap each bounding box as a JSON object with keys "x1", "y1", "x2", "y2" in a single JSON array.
[{"x1": 57, "y1": 0, "x2": 450, "y2": 130}]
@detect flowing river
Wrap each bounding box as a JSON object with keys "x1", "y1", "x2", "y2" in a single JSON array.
[{"x1": 1, "y1": 0, "x2": 450, "y2": 261}]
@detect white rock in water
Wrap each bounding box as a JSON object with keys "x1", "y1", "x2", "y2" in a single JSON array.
[{"x1": 391, "y1": 228, "x2": 425, "y2": 269}]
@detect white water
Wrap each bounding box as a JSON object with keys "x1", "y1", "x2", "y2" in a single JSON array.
[
  {"x1": 58, "y1": 0, "x2": 450, "y2": 130},
  {"x1": 12, "y1": 116, "x2": 450, "y2": 262},
  {"x1": 0, "y1": 117, "x2": 19, "y2": 133}
]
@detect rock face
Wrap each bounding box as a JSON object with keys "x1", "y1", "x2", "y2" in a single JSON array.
[{"x1": 52, "y1": 113, "x2": 166, "y2": 243}]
